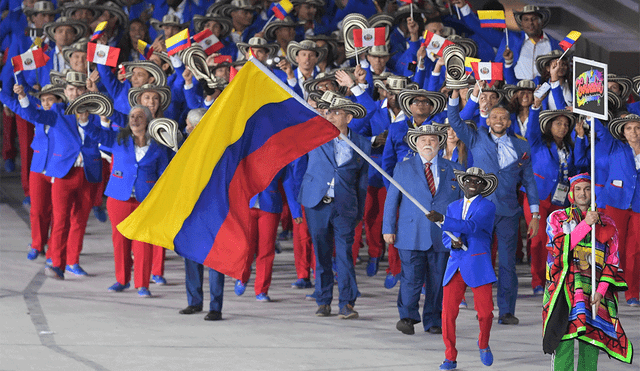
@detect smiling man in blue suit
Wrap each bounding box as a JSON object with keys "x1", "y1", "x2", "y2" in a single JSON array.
[
  {"x1": 298, "y1": 97, "x2": 370, "y2": 320},
  {"x1": 383, "y1": 124, "x2": 463, "y2": 336},
  {"x1": 447, "y1": 88, "x2": 540, "y2": 326}
]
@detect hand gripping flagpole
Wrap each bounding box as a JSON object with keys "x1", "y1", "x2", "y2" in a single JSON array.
[
  {"x1": 338, "y1": 133, "x2": 468, "y2": 251},
  {"x1": 590, "y1": 116, "x2": 597, "y2": 320}
]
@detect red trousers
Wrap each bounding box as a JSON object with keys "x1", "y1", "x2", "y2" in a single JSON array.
[
  {"x1": 606, "y1": 206, "x2": 640, "y2": 300},
  {"x1": 15, "y1": 115, "x2": 34, "y2": 197},
  {"x1": 29, "y1": 171, "x2": 52, "y2": 252},
  {"x1": 442, "y1": 271, "x2": 494, "y2": 361},
  {"x1": 2, "y1": 111, "x2": 17, "y2": 160},
  {"x1": 293, "y1": 206, "x2": 315, "y2": 279},
  {"x1": 152, "y1": 245, "x2": 166, "y2": 276},
  {"x1": 524, "y1": 195, "x2": 562, "y2": 288},
  {"x1": 106, "y1": 197, "x2": 153, "y2": 288},
  {"x1": 280, "y1": 202, "x2": 293, "y2": 232},
  {"x1": 48, "y1": 167, "x2": 97, "y2": 268},
  {"x1": 352, "y1": 186, "x2": 386, "y2": 261},
  {"x1": 243, "y1": 208, "x2": 280, "y2": 295}
]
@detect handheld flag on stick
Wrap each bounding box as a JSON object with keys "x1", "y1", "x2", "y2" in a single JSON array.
[
  {"x1": 558, "y1": 31, "x2": 581, "y2": 60},
  {"x1": 87, "y1": 42, "x2": 120, "y2": 67},
  {"x1": 137, "y1": 40, "x2": 154, "y2": 60},
  {"x1": 166, "y1": 29, "x2": 191, "y2": 56},
  {"x1": 117, "y1": 60, "x2": 339, "y2": 280},
  {"x1": 91, "y1": 21, "x2": 108, "y2": 42},
  {"x1": 422, "y1": 30, "x2": 454, "y2": 61},
  {"x1": 353, "y1": 27, "x2": 386, "y2": 47},
  {"x1": 464, "y1": 57, "x2": 481, "y2": 75},
  {"x1": 192, "y1": 29, "x2": 224, "y2": 55},
  {"x1": 229, "y1": 65, "x2": 238, "y2": 82},
  {"x1": 471, "y1": 61, "x2": 503, "y2": 82},
  {"x1": 270, "y1": 0, "x2": 293, "y2": 20},
  {"x1": 11, "y1": 47, "x2": 49, "y2": 72},
  {"x1": 214, "y1": 55, "x2": 233, "y2": 64},
  {"x1": 477, "y1": 10, "x2": 506, "y2": 28}
]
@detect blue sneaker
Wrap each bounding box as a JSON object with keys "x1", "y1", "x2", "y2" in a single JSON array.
[
  {"x1": 533, "y1": 285, "x2": 544, "y2": 295},
  {"x1": 234, "y1": 280, "x2": 246, "y2": 296},
  {"x1": 439, "y1": 359, "x2": 457, "y2": 370},
  {"x1": 305, "y1": 292, "x2": 317, "y2": 301},
  {"x1": 27, "y1": 247, "x2": 40, "y2": 260},
  {"x1": 151, "y1": 275, "x2": 166, "y2": 285},
  {"x1": 92, "y1": 206, "x2": 107, "y2": 223},
  {"x1": 366, "y1": 257, "x2": 380, "y2": 277},
  {"x1": 338, "y1": 304, "x2": 359, "y2": 319},
  {"x1": 4, "y1": 158, "x2": 15, "y2": 172},
  {"x1": 108, "y1": 282, "x2": 130, "y2": 292},
  {"x1": 627, "y1": 298, "x2": 640, "y2": 307},
  {"x1": 45, "y1": 258, "x2": 52, "y2": 267},
  {"x1": 138, "y1": 287, "x2": 151, "y2": 297},
  {"x1": 459, "y1": 298, "x2": 468, "y2": 309},
  {"x1": 22, "y1": 196, "x2": 30, "y2": 206},
  {"x1": 384, "y1": 274, "x2": 399, "y2": 289},
  {"x1": 277, "y1": 230, "x2": 292, "y2": 241},
  {"x1": 421, "y1": 284, "x2": 426, "y2": 296},
  {"x1": 66, "y1": 264, "x2": 88, "y2": 276},
  {"x1": 274, "y1": 241, "x2": 282, "y2": 254},
  {"x1": 256, "y1": 293, "x2": 271, "y2": 302},
  {"x1": 479, "y1": 342, "x2": 493, "y2": 366},
  {"x1": 291, "y1": 278, "x2": 313, "y2": 289},
  {"x1": 44, "y1": 266, "x2": 64, "y2": 280}
]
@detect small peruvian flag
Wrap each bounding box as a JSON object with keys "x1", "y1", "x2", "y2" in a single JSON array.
[
  {"x1": 470, "y1": 61, "x2": 503, "y2": 81},
  {"x1": 12, "y1": 47, "x2": 49, "y2": 72},
  {"x1": 192, "y1": 29, "x2": 224, "y2": 55},
  {"x1": 422, "y1": 30, "x2": 454, "y2": 61},
  {"x1": 353, "y1": 27, "x2": 386, "y2": 48},
  {"x1": 87, "y1": 42, "x2": 120, "y2": 67}
]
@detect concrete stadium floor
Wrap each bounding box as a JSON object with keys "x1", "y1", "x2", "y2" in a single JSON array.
[{"x1": 1, "y1": 171, "x2": 638, "y2": 371}]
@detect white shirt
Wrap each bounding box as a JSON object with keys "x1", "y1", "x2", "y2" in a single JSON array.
[
  {"x1": 73, "y1": 122, "x2": 85, "y2": 167},
  {"x1": 462, "y1": 195, "x2": 479, "y2": 219},
  {"x1": 633, "y1": 146, "x2": 640, "y2": 170},
  {"x1": 53, "y1": 46, "x2": 69, "y2": 72},
  {"x1": 419, "y1": 154, "x2": 439, "y2": 192},
  {"x1": 514, "y1": 32, "x2": 552, "y2": 81}
]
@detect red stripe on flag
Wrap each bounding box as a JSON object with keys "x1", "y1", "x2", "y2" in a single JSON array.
[
  {"x1": 353, "y1": 28, "x2": 363, "y2": 48},
  {"x1": 374, "y1": 27, "x2": 386, "y2": 46}
]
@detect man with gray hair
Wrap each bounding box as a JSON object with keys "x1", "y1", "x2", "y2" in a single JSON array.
[{"x1": 186, "y1": 108, "x2": 208, "y2": 134}]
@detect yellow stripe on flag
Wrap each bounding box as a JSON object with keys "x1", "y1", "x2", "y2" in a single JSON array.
[{"x1": 117, "y1": 62, "x2": 293, "y2": 249}]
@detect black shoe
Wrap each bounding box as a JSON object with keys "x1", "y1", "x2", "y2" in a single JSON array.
[
  {"x1": 498, "y1": 313, "x2": 519, "y2": 325},
  {"x1": 396, "y1": 318, "x2": 415, "y2": 335},
  {"x1": 179, "y1": 305, "x2": 203, "y2": 315},
  {"x1": 315, "y1": 304, "x2": 331, "y2": 317},
  {"x1": 427, "y1": 326, "x2": 442, "y2": 334},
  {"x1": 204, "y1": 311, "x2": 222, "y2": 321}
]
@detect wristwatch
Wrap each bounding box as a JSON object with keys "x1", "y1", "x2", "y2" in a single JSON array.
[{"x1": 532, "y1": 214, "x2": 541, "y2": 219}]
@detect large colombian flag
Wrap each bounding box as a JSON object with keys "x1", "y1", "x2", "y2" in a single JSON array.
[{"x1": 117, "y1": 59, "x2": 339, "y2": 280}]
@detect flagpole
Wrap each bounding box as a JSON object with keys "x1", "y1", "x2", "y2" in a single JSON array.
[
  {"x1": 410, "y1": 3, "x2": 413, "y2": 20},
  {"x1": 558, "y1": 47, "x2": 570, "y2": 61},
  {"x1": 455, "y1": 5, "x2": 461, "y2": 20},
  {"x1": 338, "y1": 132, "x2": 468, "y2": 251},
  {"x1": 355, "y1": 46, "x2": 359, "y2": 65},
  {"x1": 261, "y1": 15, "x2": 275, "y2": 32},
  {"x1": 590, "y1": 116, "x2": 597, "y2": 320},
  {"x1": 505, "y1": 28, "x2": 509, "y2": 48}
]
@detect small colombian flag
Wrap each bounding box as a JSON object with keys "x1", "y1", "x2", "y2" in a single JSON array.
[
  {"x1": 91, "y1": 21, "x2": 108, "y2": 42},
  {"x1": 477, "y1": 10, "x2": 506, "y2": 29},
  {"x1": 137, "y1": 40, "x2": 154, "y2": 60},
  {"x1": 166, "y1": 29, "x2": 191, "y2": 56},
  {"x1": 559, "y1": 31, "x2": 581, "y2": 51},
  {"x1": 464, "y1": 57, "x2": 481, "y2": 75},
  {"x1": 270, "y1": 0, "x2": 293, "y2": 20}
]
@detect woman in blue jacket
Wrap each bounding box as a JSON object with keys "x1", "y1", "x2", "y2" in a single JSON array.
[
  {"x1": 524, "y1": 99, "x2": 587, "y2": 295},
  {"x1": 82, "y1": 105, "x2": 169, "y2": 297},
  {"x1": 506, "y1": 80, "x2": 537, "y2": 137}
]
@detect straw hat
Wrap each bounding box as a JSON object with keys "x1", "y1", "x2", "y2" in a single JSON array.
[
  {"x1": 404, "y1": 124, "x2": 448, "y2": 152},
  {"x1": 632, "y1": 75, "x2": 640, "y2": 98},
  {"x1": 447, "y1": 35, "x2": 478, "y2": 58},
  {"x1": 148, "y1": 117, "x2": 183, "y2": 153},
  {"x1": 505, "y1": 79, "x2": 536, "y2": 101},
  {"x1": 608, "y1": 74, "x2": 633, "y2": 101},
  {"x1": 128, "y1": 84, "x2": 171, "y2": 111},
  {"x1": 342, "y1": 13, "x2": 370, "y2": 58},
  {"x1": 31, "y1": 84, "x2": 67, "y2": 102},
  {"x1": 50, "y1": 69, "x2": 73, "y2": 85},
  {"x1": 466, "y1": 86, "x2": 504, "y2": 103},
  {"x1": 151, "y1": 14, "x2": 189, "y2": 31},
  {"x1": 454, "y1": 167, "x2": 499, "y2": 197},
  {"x1": 326, "y1": 95, "x2": 367, "y2": 119},
  {"x1": 286, "y1": 40, "x2": 328, "y2": 66},
  {"x1": 121, "y1": 60, "x2": 167, "y2": 86},
  {"x1": 64, "y1": 92, "x2": 114, "y2": 117},
  {"x1": 43, "y1": 16, "x2": 88, "y2": 43},
  {"x1": 513, "y1": 5, "x2": 551, "y2": 29},
  {"x1": 539, "y1": 110, "x2": 577, "y2": 136},
  {"x1": 62, "y1": 40, "x2": 88, "y2": 66},
  {"x1": 535, "y1": 50, "x2": 564, "y2": 76},
  {"x1": 218, "y1": 0, "x2": 257, "y2": 17},
  {"x1": 237, "y1": 37, "x2": 280, "y2": 59},
  {"x1": 25, "y1": 1, "x2": 59, "y2": 17},
  {"x1": 192, "y1": 14, "x2": 233, "y2": 38},
  {"x1": 264, "y1": 16, "x2": 298, "y2": 41},
  {"x1": 608, "y1": 114, "x2": 640, "y2": 142},
  {"x1": 64, "y1": 70, "x2": 87, "y2": 87},
  {"x1": 393, "y1": 4, "x2": 428, "y2": 24},
  {"x1": 99, "y1": 2, "x2": 128, "y2": 28},
  {"x1": 367, "y1": 44, "x2": 394, "y2": 58},
  {"x1": 62, "y1": 0, "x2": 102, "y2": 19},
  {"x1": 440, "y1": 117, "x2": 477, "y2": 131},
  {"x1": 373, "y1": 75, "x2": 418, "y2": 95},
  {"x1": 303, "y1": 72, "x2": 342, "y2": 94},
  {"x1": 398, "y1": 89, "x2": 447, "y2": 118},
  {"x1": 151, "y1": 51, "x2": 175, "y2": 76}
]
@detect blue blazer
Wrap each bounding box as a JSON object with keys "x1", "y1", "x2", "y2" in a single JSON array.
[
  {"x1": 82, "y1": 122, "x2": 169, "y2": 202},
  {"x1": 448, "y1": 101, "x2": 539, "y2": 216},
  {"x1": 97, "y1": 64, "x2": 133, "y2": 115},
  {"x1": 250, "y1": 164, "x2": 302, "y2": 219},
  {"x1": 495, "y1": 31, "x2": 561, "y2": 66},
  {"x1": 20, "y1": 102, "x2": 103, "y2": 182},
  {"x1": 441, "y1": 195, "x2": 497, "y2": 287},
  {"x1": 382, "y1": 155, "x2": 463, "y2": 253},
  {"x1": 298, "y1": 131, "x2": 370, "y2": 220}
]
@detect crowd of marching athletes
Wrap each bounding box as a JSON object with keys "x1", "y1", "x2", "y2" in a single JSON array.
[{"x1": 0, "y1": 0, "x2": 637, "y2": 368}]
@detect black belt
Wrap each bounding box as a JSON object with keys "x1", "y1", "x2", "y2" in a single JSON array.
[{"x1": 322, "y1": 196, "x2": 334, "y2": 204}]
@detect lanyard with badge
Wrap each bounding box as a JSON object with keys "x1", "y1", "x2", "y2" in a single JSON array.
[{"x1": 551, "y1": 146, "x2": 570, "y2": 206}]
